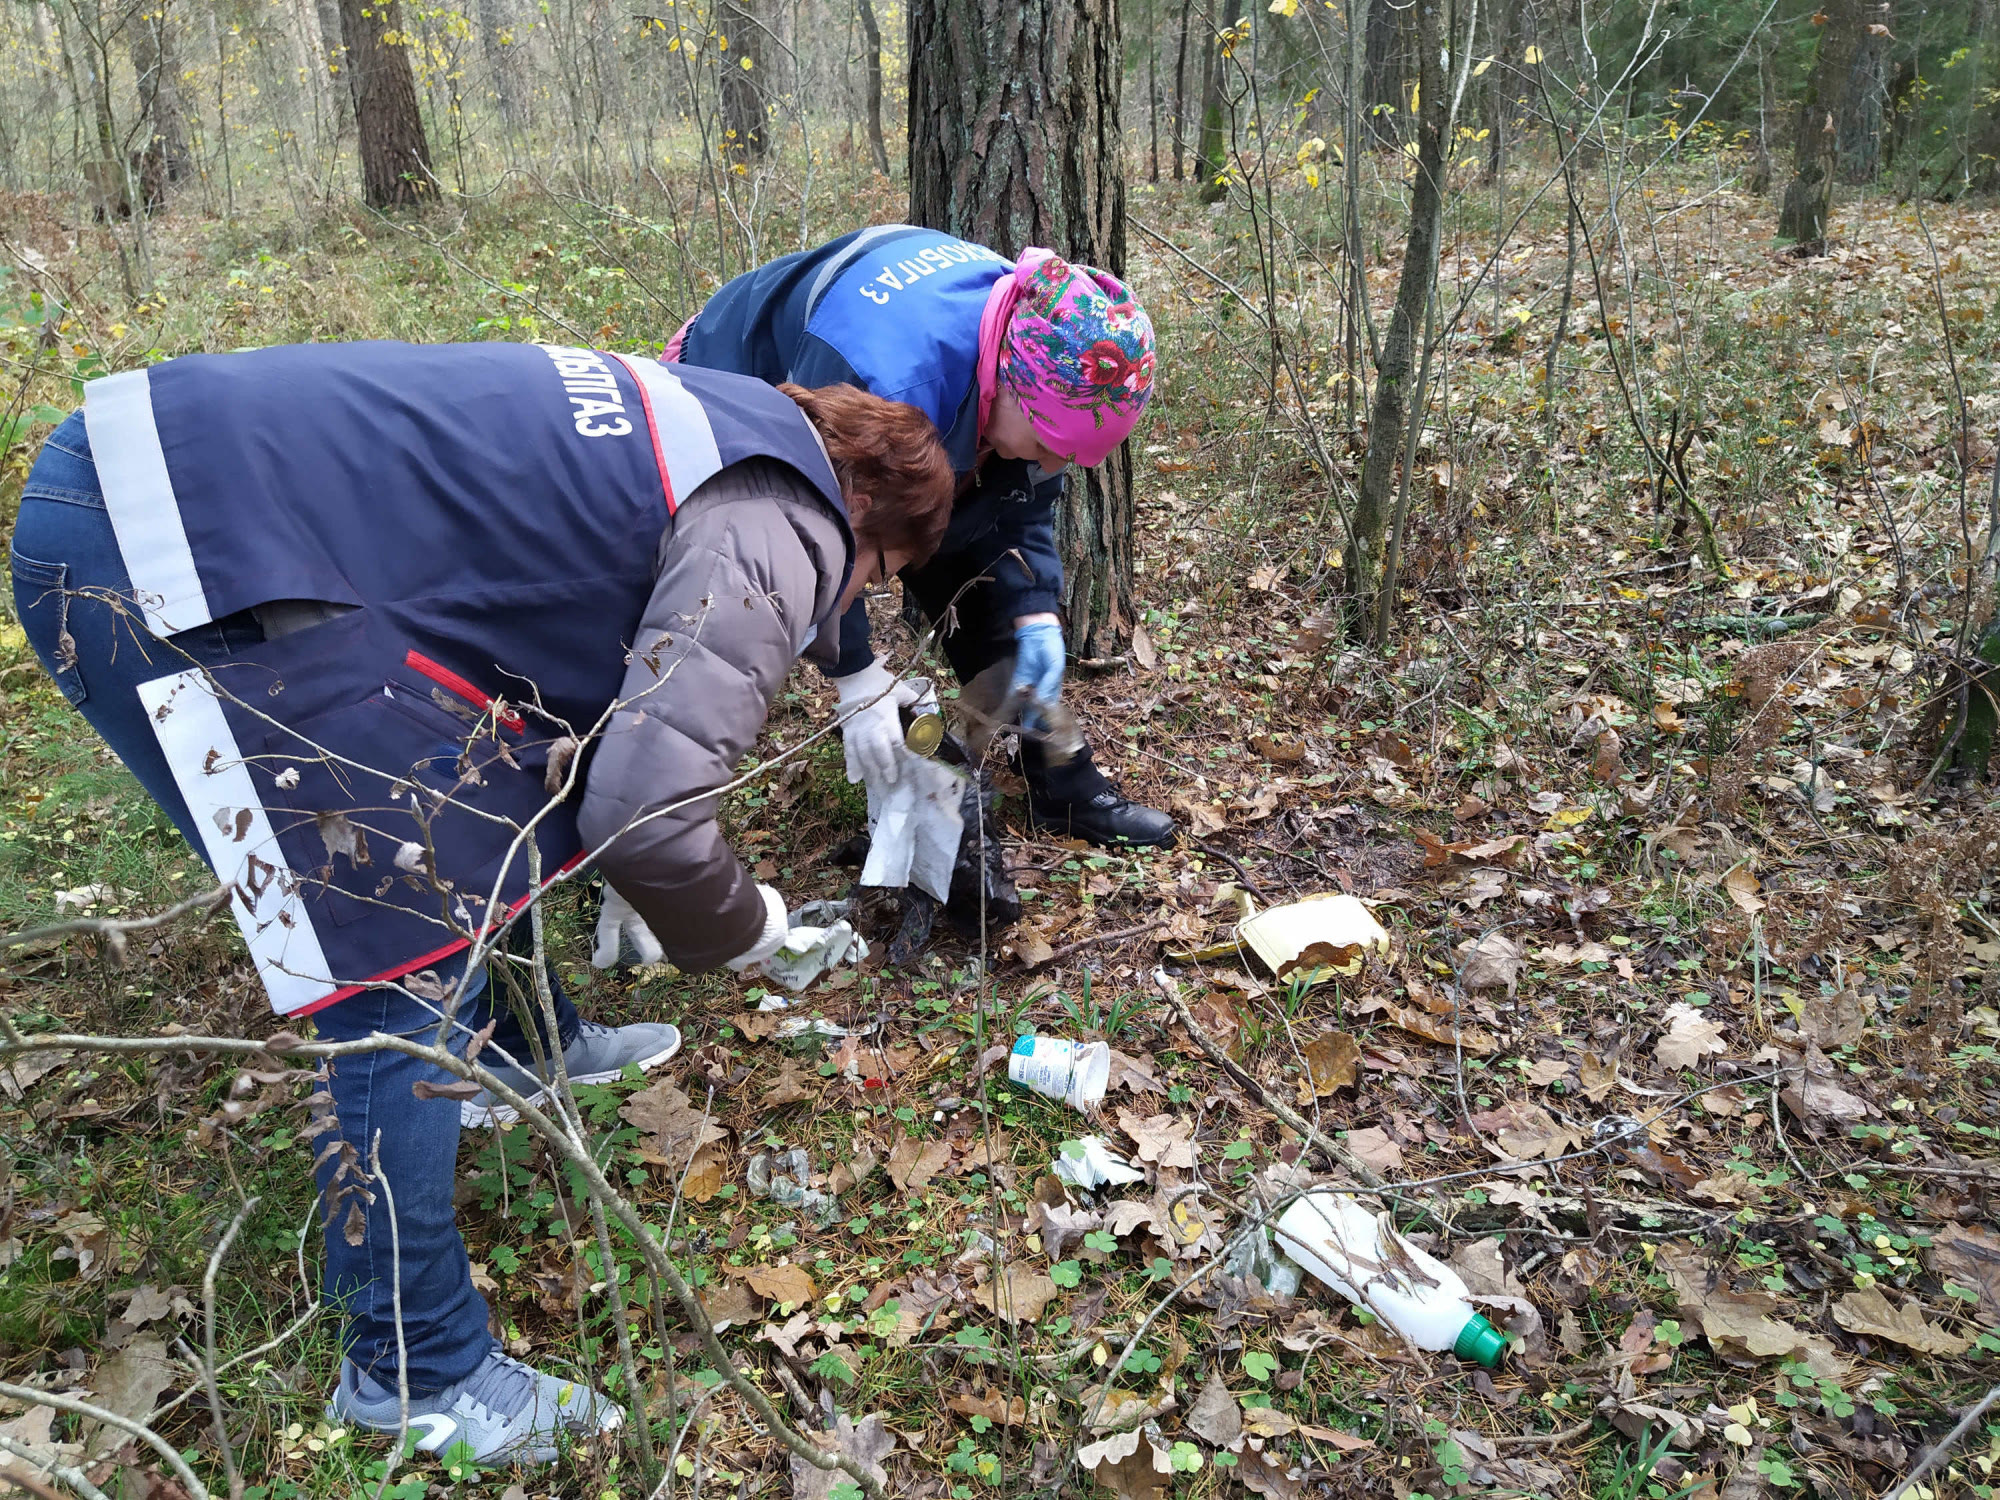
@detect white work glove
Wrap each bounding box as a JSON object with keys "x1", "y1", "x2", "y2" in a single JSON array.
[
  {"x1": 832, "y1": 658, "x2": 923, "y2": 788},
  {"x1": 591, "y1": 883, "x2": 664, "y2": 969},
  {"x1": 724, "y1": 883, "x2": 790, "y2": 972}
]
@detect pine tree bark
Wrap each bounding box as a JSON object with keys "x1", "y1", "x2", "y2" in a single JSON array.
[
  {"x1": 907, "y1": 0, "x2": 1134, "y2": 653},
  {"x1": 1777, "y1": 0, "x2": 1866, "y2": 246},
  {"x1": 719, "y1": 0, "x2": 770, "y2": 157},
  {"x1": 855, "y1": 0, "x2": 890, "y2": 174},
  {"x1": 1837, "y1": 0, "x2": 1893, "y2": 183},
  {"x1": 336, "y1": 0, "x2": 434, "y2": 205}
]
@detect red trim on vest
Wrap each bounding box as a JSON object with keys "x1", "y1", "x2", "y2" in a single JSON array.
[
  {"x1": 290, "y1": 850, "x2": 589, "y2": 1016},
  {"x1": 404, "y1": 650, "x2": 524, "y2": 733},
  {"x1": 605, "y1": 350, "x2": 678, "y2": 516}
]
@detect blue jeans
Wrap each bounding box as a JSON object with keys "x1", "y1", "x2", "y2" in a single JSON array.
[{"x1": 11, "y1": 412, "x2": 579, "y2": 1392}]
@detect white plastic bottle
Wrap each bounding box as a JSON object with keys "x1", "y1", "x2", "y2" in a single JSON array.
[{"x1": 1273, "y1": 1193, "x2": 1507, "y2": 1367}]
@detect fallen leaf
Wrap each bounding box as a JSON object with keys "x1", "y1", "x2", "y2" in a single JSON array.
[
  {"x1": 0, "y1": 1406, "x2": 80, "y2": 1485},
  {"x1": 1108, "y1": 1049, "x2": 1166, "y2": 1097},
  {"x1": 1933, "y1": 1225, "x2": 2000, "y2": 1326},
  {"x1": 1345, "y1": 1125, "x2": 1404, "y2": 1172},
  {"x1": 1250, "y1": 734, "x2": 1307, "y2": 764},
  {"x1": 1800, "y1": 988, "x2": 1866, "y2": 1049},
  {"x1": 1580, "y1": 1053, "x2": 1619, "y2": 1101},
  {"x1": 887, "y1": 1136, "x2": 954, "y2": 1192},
  {"x1": 1832, "y1": 1287, "x2": 1971, "y2": 1356},
  {"x1": 973, "y1": 1266, "x2": 1061, "y2": 1323},
  {"x1": 790, "y1": 1413, "x2": 895, "y2": 1500},
  {"x1": 1185, "y1": 1371, "x2": 1243, "y2": 1447},
  {"x1": 759, "y1": 1058, "x2": 818, "y2": 1106},
  {"x1": 740, "y1": 1262, "x2": 816, "y2": 1307},
  {"x1": 1724, "y1": 865, "x2": 1766, "y2": 914},
  {"x1": 1076, "y1": 1427, "x2": 1170, "y2": 1500},
  {"x1": 82, "y1": 1334, "x2": 177, "y2": 1455},
  {"x1": 1238, "y1": 1443, "x2": 1307, "y2": 1499},
  {"x1": 1659, "y1": 1244, "x2": 1846, "y2": 1375},
  {"x1": 681, "y1": 1140, "x2": 728, "y2": 1202},
  {"x1": 760, "y1": 1308, "x2": 818, "y2": 1358},
  {"x1": 619, "y1": 1079, "x2": 726, "y2": 1165},
  {"x1": 1117, "y1": 1108, "x2": 1198, "y2": 1170},
  {"x1": 1457, "y1": 933, "x2": 1525, "y2": 993},
  {"x1": 1656, "y1": 1002, "x2": 1728, "y2": 1069},
  {"x1": 1521, "y1": 1057, "x2": 1570, "y2": 1088},
  {"x1": 1372, "y1": 998, "x2": 1500, "y2": 1054},
  {"x1": 1299, "y1": 1031, "x2": 1360, "y2": 1096},
  {"x1": 1469, "y1": 1100, "x2": 1583, "y2": 1160},
  {"x1": 949, "y1": 1386, "x2": 1029, "y2": 1426},
  {"x1": 1132, "y1": 622, "x2": 1158, "y2": 671}
]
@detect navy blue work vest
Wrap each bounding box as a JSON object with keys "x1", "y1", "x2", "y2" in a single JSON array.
[{"x1": 84, "y1": 341, "x2": 849, "y2": 1015}]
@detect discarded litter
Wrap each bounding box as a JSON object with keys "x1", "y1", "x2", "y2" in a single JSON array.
[
  {"x1": 1273, "y1": 1193, "x2": 1506, "y2": 1367},
  {"x1": 763, "y1": 906, "x2": 871, "y2": 991},
  {"x1": 1238, "y1": 894, "x2": 1391, "y2": 983},
  {"x1": 860, "y1": 750, "x2": 965, "y2": 903},
  {"x1": 1009, "y1": 1035, "x2": 1110, "y2": 1111},
  {"x1": 1220, "y1": 1223, "x2": 1305, "y2": 1299},
  {"x1": 748, "y1": 1147, "x2": 837, "y2": 1224},
  {"x1": 1051, "y1": 1135, "x2": 1147, "y2": 1191}
]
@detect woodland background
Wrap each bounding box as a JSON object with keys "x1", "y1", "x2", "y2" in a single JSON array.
[{"x1": 5, "y1": 0, "x2": 2000, "y2": 1497}]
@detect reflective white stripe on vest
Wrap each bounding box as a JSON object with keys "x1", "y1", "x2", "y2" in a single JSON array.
[
  {"x1": 139, "y1": 667, "x2": 339, "y2": 1015},
  {"x1": 84, "y1": 368, "x2": 214, "y2": 635},
  {"x1": 607, "y1": 353, "x2": 723, "y2": 512}
]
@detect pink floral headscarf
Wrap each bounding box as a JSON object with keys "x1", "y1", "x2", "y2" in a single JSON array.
[{"x1": 976, "y1": 249, "x2": 1156, "y2": 467}]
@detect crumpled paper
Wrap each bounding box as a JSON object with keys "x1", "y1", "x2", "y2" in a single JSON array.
[{"x1": 859, "y1": 745, "x2": 965, "y2": 903}]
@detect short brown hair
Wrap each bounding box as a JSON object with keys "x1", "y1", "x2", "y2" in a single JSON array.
[{"x1": 780, "y1": 383, "x2": 954, "y2": 566}]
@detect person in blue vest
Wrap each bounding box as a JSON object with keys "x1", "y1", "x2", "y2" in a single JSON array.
[
  {"x1": 671, "y1": 225, "x2": 1177, "y2": 848},
  {"x1": 8, "y1": 344, "x2": 952, "y2": 1467}
]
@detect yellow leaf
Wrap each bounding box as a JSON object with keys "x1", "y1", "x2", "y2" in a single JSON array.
[
  {"x1": 1525, "y1": 45, "x2": 1543, "y2": 63},
  {"x1": 1409, "y1": 83, "x2": 1420, "y2": 112},
  {"x1": 1472, "y1": 54, "x2": 1495, "y2": 75},
  {"x1": 1268, "y1": 0, "x2": 1299, "y2": 15},
  {"x1": 739, "y1": 54, "x2": 753, "y2": 67}
]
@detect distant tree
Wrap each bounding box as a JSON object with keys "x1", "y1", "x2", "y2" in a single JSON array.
[
  {"x1": 855, "y1": 0, "x2": 889, "y2": 174},
  {"x1": 1192, "y1": 0, "x2": 1242, "y2": 202},
  {"x1": 906, "y1": 0, "x2": 1134, "y2": 652},
  {"x1": 335, "y1": 0, "x2": 435, "y2": 205},
  {"x1": 718, "y1": 0, "x2": 769, "y2": 157},
  {"x1": 130, "y1": 0, "x2": 191, "y2": 198},
  {"x1": 1362, "y1": 0, "x2": 1411, "y2": 147},
  {"x1": 1778, "y1": 0, "x2": 1871, "y2": 245}
]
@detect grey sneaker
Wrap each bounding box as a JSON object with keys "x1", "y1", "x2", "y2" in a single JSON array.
[
  {"x1": 461, "y1": 1019, "x2": 682, "y2": 1127},
  {"x1": 326, "y1": 1348, "x2": 622, "y2": 1465}
]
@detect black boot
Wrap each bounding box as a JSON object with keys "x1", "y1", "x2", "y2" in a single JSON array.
[{"x1": 1023, "y1": 739, "x2": 1176, "y2": 848}]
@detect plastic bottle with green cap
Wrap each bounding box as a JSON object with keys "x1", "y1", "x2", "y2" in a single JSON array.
[{"x1": 1273, "y1": 1193, "x2": 1508, "y2": 1368}]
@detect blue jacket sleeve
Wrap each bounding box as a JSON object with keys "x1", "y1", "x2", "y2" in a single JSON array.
[{"x1": 985, "y1": 465, "x2": 1065, "y2": 622}]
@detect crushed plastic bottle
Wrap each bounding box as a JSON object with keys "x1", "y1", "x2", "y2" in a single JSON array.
[{"x1": 1273, "y1": 1193, "x2": 1507, "y2": 1367}]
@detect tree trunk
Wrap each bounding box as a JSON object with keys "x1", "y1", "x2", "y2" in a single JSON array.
[
  {"x1": 719, "y1": 0, "x2": 770, "y2": 157},
  {"x1": 336, "y1": 0, "x2": 435, "y2": 205},
  {"x1": 1777, "y1": 0, "x2": 1866, "y2": 247},
  {"x1": 1193, "y1": 0, "x2": 1242, "y2": 201},
  {"x1": 317, "y1": 0, "x2": 353, "y2": 125},
  {"x1": 1746, "y1": 30, "x2": 1775, "y2": 194},
  {"x1": 479, "y1": 0, "x2": 523, "y2": 129},
  {"x1": 1362, "y1": 0, "x2": 1409, "y2": 147},
  {"x1": 131, "y1": 0, "x2": 192, "y2": 204},
  {"x1": 1169, "y1": 0, "x2": 1191, "y2": 179},
  {"x1": 1837, "y1": 0, "x2": 1892, "y2": 183},
  {"x1": 1346, "y1": 0, "x2": 1457, "y2": 634},
  {"x1": 907, "y1": 0, "x2": 1133, "y2": 654},
  {"x1": 1147, "y1": 0, "x2": 1161, "y2": 182},
  {"x1": 855, "y1": 0, "x2": 890, "y2": 174}
]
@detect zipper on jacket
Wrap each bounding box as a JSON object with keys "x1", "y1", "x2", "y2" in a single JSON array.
[{"x1": 403, "y1": 650, "x2": 524, "y2": 733}]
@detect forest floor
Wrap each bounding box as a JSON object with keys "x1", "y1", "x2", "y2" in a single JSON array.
[{"x1": 3, "y1": 149, "x2": 2000, "y2": 1500}]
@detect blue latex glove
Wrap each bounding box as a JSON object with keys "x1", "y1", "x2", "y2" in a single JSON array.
[{"x1": 1010, "y1": 617, "x2": 1067, "y2": 720}]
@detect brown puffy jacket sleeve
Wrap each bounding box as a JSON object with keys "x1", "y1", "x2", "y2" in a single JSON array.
[{"x1": 577, "y1": 456, "x2": 847, "y2": 970}]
